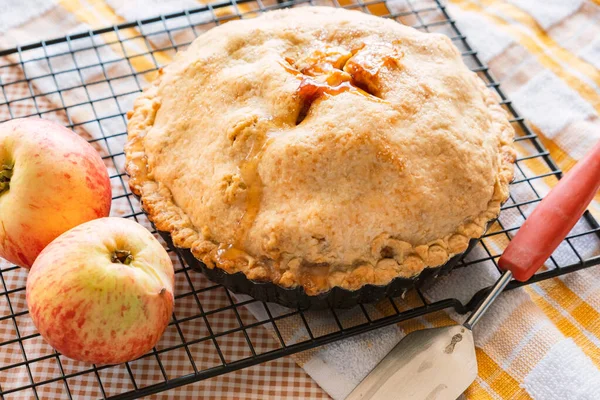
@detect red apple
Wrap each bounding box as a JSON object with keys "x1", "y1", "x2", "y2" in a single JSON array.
[
  {"x1": 0, "y1": 118, "x2": 111, "y2": 268},
  {"x1": 26, "y1": 217, "x2": 174, "y2": 364}
]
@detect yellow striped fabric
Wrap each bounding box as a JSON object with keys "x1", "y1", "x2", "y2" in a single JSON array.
[{"x1": 443, "y1": 1, "x2": 600, "y2": 398}]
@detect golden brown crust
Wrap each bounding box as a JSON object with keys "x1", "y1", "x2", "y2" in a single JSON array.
[{"x1": 125, "y1": 7, "x2": 515, "y2": 295}]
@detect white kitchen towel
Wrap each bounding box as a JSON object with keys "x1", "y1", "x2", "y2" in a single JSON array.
[{"x1": 0, "y1": 0, "x2": 58, "y2": 33}]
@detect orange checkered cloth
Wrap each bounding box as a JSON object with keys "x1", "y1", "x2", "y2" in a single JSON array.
[{"x1": 0, "y1": 0, "x2": 599, "y2": 399}]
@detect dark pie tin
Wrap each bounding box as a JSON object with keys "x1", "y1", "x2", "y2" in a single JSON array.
[{"x1": 157, "y1": 228, "x2": 482, "y2": 309}]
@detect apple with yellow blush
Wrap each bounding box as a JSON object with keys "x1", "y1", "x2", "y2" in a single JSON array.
[
  {"x1": 0, "y1": 118, "x2": 112, "y2": 268},
  {"x1": 26, "y1": 217, "x2": 175, "y2": 364}
]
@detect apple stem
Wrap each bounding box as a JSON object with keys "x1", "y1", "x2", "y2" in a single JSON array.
[
  {"x1": 0, "y1": 164, "x2": 12, "y2": 195},
  {"x1": 112, "y1": 250, "x2": 134, "y2": 265}
]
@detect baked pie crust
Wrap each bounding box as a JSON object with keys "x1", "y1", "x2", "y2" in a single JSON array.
[{"x1": 125, "y1": 7, "x2": 515, "y2": 295}]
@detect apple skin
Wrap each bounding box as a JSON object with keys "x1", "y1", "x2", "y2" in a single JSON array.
[
  {"x1": 26, "y1": 217, "x2": 175, "y2": 365},
  {"x1": 0, "y1": 117, "x2": 111, "y2": 268}
]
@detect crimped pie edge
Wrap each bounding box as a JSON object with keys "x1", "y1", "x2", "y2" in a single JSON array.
[{"x1": 125, "y1": 33, "x2": 516, "y2": 297}]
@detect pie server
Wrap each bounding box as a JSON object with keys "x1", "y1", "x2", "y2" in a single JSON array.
[{"x1": 347, "y1": 141, "x2": 600, "y2": 400}]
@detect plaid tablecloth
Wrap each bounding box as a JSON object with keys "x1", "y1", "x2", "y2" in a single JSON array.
[{"x1": 0, "y1": 0, "x2": 599, "y2": 399}]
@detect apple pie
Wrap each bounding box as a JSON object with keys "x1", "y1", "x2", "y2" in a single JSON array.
[{"x1": 125, "y1": 7, "x2": 515, "y2": 296}]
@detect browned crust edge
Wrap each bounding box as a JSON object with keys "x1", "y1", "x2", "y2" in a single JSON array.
[{"x1": 125, "y1": 44, "x2": 515, "y2": 297}]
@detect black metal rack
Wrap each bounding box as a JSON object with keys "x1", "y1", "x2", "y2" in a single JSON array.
[{"x1": 1, "y1": 0, "x2": 599, "y2": 398}]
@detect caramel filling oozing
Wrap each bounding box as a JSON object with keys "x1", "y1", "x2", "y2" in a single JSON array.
[
  {"x1": 217, "y1": 43, "x2": 403, "y2": 266},
  {"x1": 293, "y1": 43, "x2": 403, "y2": 124},
  {"x1": 235, "y1": 138, "x2": 273, "y2": 247},
  {"x1": 215, "y1": 243, "x2": 251, "y2": 265}
]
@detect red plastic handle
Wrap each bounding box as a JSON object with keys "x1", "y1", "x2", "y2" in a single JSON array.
[{"x1": 498, "y1": 141, "x2": 600, "y2": 281}]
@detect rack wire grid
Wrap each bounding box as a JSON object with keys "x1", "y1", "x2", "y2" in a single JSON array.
[{"x1": 1, "y1": 0, "x2": 599, "y2": 398}]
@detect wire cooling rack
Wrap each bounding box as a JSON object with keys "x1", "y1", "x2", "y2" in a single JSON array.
[{"x1": 1, "y1": 0, "x2": 599, "y2": 398}]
